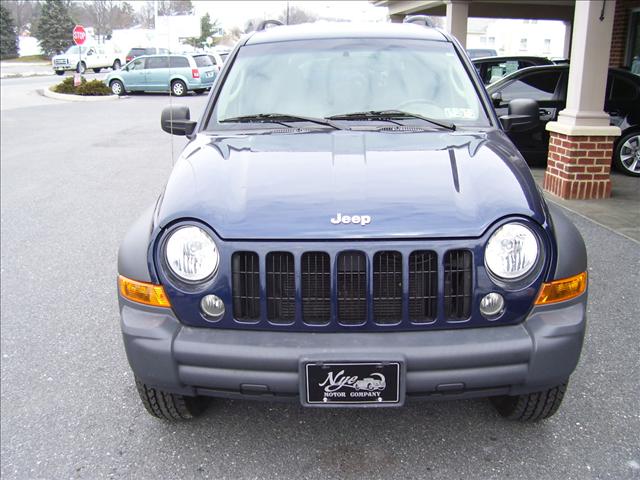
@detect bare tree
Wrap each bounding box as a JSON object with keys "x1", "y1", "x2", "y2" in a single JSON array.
[
  {"x1": 5, "y1": 0, "x2": 42, "y2": 35},
  {"x1": 278, "y1": 5, "x2": 317, "y2": 25}
]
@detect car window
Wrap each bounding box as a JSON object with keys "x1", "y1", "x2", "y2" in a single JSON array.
[
  {"x1": 212, "y1": 38, "x2": 489, "y2": 128},
  {"x1": 169, "y1": 56, "x2": 189, "y2": 68},
  {"x1": 219, "y1": 53, "x2": 229, "y2": 62},
  {"x1": 147, "y1": 56, "x2": 169, "y2": 69},
  {"x1": 194, "y1": 55, "x2": 213, "y2": 67},
  {"x1": 500, "y1": 71, "x2": 561, "y2": 101},
  {"x1": 130, "y1": 48, "x2": 146, "y2": 56},
  {"x1": 484, "y1": 60, "x2": 521, "y2": 84},
  {"x1": 208, "y1": 55, "x2": 218, "y2": 65},
  {"x1": 609, "y1": 75, "x2": 638, "y2": 101},
  {"x1": 129, "y1": 58, "x2": 146, "y2": 71}
]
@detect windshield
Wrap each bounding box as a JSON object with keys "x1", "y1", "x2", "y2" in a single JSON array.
[
  {"x1": 65, "y1": 46, "x2": 88, "y2": 55},
  {"x1": 208, "y1": 38, "x2": 489, "y2": 130}
]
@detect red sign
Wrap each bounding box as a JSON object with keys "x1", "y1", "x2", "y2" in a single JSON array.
[{"x1": 72, "y1": 25, "x2": 86, "y2": 45}]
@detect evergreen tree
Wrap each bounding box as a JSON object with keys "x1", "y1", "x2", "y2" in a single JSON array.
[
  {"x1": 34, "y1": 0, "x2": 75, "y2": 57},
  {"x1": 0, "y1": 2, "x2": 19, "y2": 59}
]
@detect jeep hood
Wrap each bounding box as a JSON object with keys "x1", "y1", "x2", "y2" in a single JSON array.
[{"x1": 156, "y1": 130, "x2": 546, "y2": 240}]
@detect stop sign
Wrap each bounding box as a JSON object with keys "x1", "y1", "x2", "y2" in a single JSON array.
[{"x1": 73, "y1": 25, "x2": 86, "y2": 45}]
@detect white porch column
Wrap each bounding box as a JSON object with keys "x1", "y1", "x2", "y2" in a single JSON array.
[
  {"x1": 544, "y1": 0, "x2": 620, "y2": 200},
  {"x1": 445, "y1": 1, "x2": 468, "y2": 48}
]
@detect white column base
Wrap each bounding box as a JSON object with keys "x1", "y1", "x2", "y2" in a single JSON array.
[{"x1": 546, "y1": 121, "x2": 621, "y2": 137}]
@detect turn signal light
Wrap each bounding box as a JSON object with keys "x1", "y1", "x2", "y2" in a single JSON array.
[
  {"x1": 192, "y1": 68, "x2": 200, "y2": 79},
  {"x1": 118, "y1": 275, "x2": 171, "y2": 307},
  {"x1": 535, "y1": 272, "x2": 587, "y2": 305}
]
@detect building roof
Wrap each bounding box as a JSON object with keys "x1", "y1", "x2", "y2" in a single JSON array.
[{"x1": 246, "y1": 22, "x2": 448, "y2": 45}]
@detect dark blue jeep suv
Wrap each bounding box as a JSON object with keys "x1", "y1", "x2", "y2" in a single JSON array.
[{"x1": 117, "y1": 21, "x2": 588, "y2": 422}]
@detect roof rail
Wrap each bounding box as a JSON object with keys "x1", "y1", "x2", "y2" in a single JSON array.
[
  {"x1": 256, "y1": 20, "x2": 284, "y2": 31},
  {"x1": 403, "y1": 15, "x2": 435, "y2": 28}
]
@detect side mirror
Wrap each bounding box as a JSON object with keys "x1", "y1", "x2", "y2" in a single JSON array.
[
  {"x1": 490, "y1": 91, "x2": 502, "y2": 107},
  {"x1": 499, "y1": 98, "x2": 540, "y2": 133},
  {"x1": 161, "y1": 105, "x2": 197, "y2": 136},
  {"x1": 87, "y1": 50, "x2": 94, "y2": 56}
]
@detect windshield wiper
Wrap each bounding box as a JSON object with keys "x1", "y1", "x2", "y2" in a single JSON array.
[
  {"x1": 327, "y1": 110, "x2": 456, "y2": 131},
  {"x1": 220, "y1": 113, "x2": 344, "y2": 130}
]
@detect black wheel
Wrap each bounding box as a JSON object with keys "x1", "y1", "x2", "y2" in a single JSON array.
[
  {"x1": 110, "y1": 79, "x2": 125, "y2": 96},
  {"x1": 135, "y1": 377, "x2": 209, "y2": 420},
  {"x1": 92, "y1": 67, "x2": 101, "y2": 73},
  {"x1": 55, "y1": 70, "x2": 64, "y2": 76},
  {"x1": 112, "y1": 59, "x2": 121, "y2": 70},
  {"x1": 76, "y1": 61, "x2": 86, "y2": 74},
  {"x1": 613, "y1": 131, "x2": 640, "y2": 177},
  {"x1": 491, "y1": 383, "x2": 567, "y2": 422},
  {"x1": 171, "y1": 79, "x2": 187, "y2": 97},
  {"x1": 194, "y1": 89, "x2": 206, "y2": 95}
]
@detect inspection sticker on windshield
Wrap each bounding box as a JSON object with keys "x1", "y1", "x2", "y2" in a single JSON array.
[{"x1": 444, "y1": 107, "x2": 475, "y2": 119}]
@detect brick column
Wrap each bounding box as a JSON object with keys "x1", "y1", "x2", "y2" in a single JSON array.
[{"x1": 544, "y1": 133, "x2": 615, "y2": 199}]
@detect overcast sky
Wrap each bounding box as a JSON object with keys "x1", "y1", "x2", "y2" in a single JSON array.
[{"x1": 188, "y1": 1, "x2": 388, "y2": 29}]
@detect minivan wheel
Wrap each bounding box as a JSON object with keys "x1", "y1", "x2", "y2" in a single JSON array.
[
  {"x1": 194, "y1": 89, "x2": 206, "y2": 95},
  {"x1": 613, "y1": 131, "x2": 640, "y2": 177},
  {"x1": 76, "y1": 61, "x2": 86, "y2": 74},
  {"x1": 491, "y1": 383, "x2": 567, "y2": 422},
  {"x1": 112, "y1": 59, "x2": 121, "y2": 70},
  {"x1": 171, "y1": 79, "x2": 187, "y2": 97},
  {"x1": 135, "y1": 377, "x2": 210, "y2": 420},
  {"x1": 110, "y1": 79, "x2": 125, "y2": 96}
]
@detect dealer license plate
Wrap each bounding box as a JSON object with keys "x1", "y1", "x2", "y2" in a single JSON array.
[{"x1": 304, "y1": 362, "x2": 401, "y2": 406}]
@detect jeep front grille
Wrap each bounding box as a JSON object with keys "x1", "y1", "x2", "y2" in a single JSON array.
[
  {"x1": 408, "y1": 250, "x2": 438, "y2": 322},
  {"x1": 230, "y1": 249, "x2": 473, "y2": 326},
  {"x1": 301, "y1": 252, "x2": 331, "y2": 324},
  {"x1": 373, "y1": 251, "x2": 403, "y2": 323},
  {"x1": 444, "y1": 250, "x2": 472, "y2": 320},
  {"x1": 232, "y1": 251, "x2": 260, "y2": 321},
  {"x1": 337, "y1": 251, "x2": 367, "y2": 324},
  {"x1": 266, "y1": 252, "x2": 295, "y2": 323}
]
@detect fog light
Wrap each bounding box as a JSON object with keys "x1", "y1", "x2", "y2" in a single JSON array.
[
  {"x1": 480, "y1": 293, "x2": 504, "y2": 318},
  {"x1": 201, "y1": 294, "x2": 225, "y2": 320}
]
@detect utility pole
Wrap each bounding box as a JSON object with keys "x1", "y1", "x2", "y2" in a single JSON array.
[
  {"x1": 286, "y1": 1, "x2": 290, "y2": 25},
  {"x1": 154, "y1": 0, "x2": 159, "y2": 49}
]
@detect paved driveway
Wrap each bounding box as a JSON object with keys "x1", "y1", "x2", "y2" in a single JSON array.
[{"x1": 1, "y1": 86, "x2": 639, "y2": 479}]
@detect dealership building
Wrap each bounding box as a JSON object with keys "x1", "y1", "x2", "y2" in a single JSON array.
[{"x1": 376, "y1": 0, "x2": 640, "y2": 200}]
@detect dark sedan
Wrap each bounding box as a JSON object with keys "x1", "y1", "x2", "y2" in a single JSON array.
[
  {"x1": 472, "y1": 56, "x2": 555, "y2": 85},
  {"x1": 487, "y1": 65, "x2": 640, "y2": 176}
]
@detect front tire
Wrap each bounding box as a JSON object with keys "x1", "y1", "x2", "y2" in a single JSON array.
[
  {"x1": 112, "y1": 59, "x2": 121, "y2": 70},
  {"x1": 55, "y1": 70, "x2": 64, "y2": 76},
  {"x1": 110, "y1": 79, "x2": 125, "y2": 96},
  {"x1": 171, "y1": 79, "x2": 187, "y2": 97},
  {"x1": 92, "y1": 67, "x2": 101, "y2": 73},
  {"x1": 135, "y1": 377, "x2": 209, "y2": 420},
  {"x1": 76, "y1": 61, "x2": 86, "y2": 74},
  {"x1": 491, "y1": 383, "x2": 567, "y2": 422},
  {"x1": 613, "y1": 131, "x2": 640, "y2": 177}
]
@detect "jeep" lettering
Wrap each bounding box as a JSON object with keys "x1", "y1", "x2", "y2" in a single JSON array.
[{"x1": 330, "y1": 213, "x2": 371, "y2": 226}]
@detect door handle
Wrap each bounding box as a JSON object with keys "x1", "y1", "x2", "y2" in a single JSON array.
[{"x1": 539, "y1": 109, "x2": 551, "y2": 116}]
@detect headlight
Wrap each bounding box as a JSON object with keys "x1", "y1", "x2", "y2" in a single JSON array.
[
  {"x1": 165, "y1": 226, "x2": 219, "y2": 282},
  {"x1": 485, "y1": 223, "x2": 539, "y2": 280}
]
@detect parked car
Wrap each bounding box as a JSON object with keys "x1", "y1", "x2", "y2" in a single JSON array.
[
  {"x1": 472, "y1": 56, "x2": 555, "y2": 85},
  {"x1": 203, "y1": 51, "x2": 224, "y2": 73},
  {"x1": 125, "y1": 47, "x2": 170, "y2": 63},
  {"x1": 467, "y1": 48, "x2": 497, "y2": 59},
  {"x1": 118, "y1": 21, "x2": 588, "y2": 422},
  {"x1": 487, "y1": 64, "x2": 640, "y2": 176},
  {"x1": 52, "y1": 45, "x2": 124, "y2": 75},
  {"x1": 105, "y1": 54, "x2": 217, "y2": 96}
]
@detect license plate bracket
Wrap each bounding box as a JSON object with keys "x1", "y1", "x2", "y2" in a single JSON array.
[{"x1": 301, "y1": 361, "x2": 404, "y2": 407}]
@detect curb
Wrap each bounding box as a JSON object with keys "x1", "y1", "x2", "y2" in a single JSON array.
[
  {"x1": 1, "y1": 72, "x2": 53, "y2": 79},
  {"x1": 43, "y1": 85, "x2": 122, "y2": 102}
]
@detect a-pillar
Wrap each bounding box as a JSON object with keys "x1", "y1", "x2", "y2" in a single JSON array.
[
  {"x1": 544, "y1": 0, "x2": 620, "y2": 200},
  {"x1": 445, "y1": 1, "x2": 468, "y2": 48}
]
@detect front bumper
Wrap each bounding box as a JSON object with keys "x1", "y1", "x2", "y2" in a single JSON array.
[{"x1": 120, "y1": 295, "x2": 586, "y2": 402}]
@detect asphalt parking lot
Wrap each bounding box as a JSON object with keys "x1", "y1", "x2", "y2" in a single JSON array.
[{"x1": 1, "y1": 77, "x2": 639, "y2": 480}]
